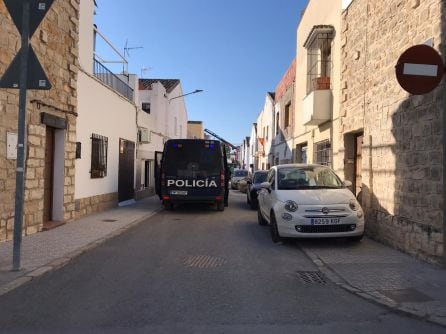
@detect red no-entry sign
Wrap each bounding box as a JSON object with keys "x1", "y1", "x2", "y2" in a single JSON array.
[{"x1": 396, "y1": 44, "x2": 444, "y2": 95}]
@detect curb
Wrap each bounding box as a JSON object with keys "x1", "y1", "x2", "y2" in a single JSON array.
[
  {"x1": 298, "y1": 245, "x2": 446, "y2": 329},
  {"x1": 0, "y1": 208, "x2": 162, "y2": 298}
]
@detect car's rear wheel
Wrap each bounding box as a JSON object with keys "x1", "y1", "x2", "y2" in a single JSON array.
[
  {"x1": 217, "y1": 201, "x2": 225, "y2": 211},
  {"x1": 257, "y1": 207, "x2": 267, "y2": 225},
  {"x1": 270, "y1": 212, "x2": 282, "y2": 243}
]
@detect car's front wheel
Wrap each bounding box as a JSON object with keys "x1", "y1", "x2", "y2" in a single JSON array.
[
  {"x1": 270, "y1": 212, "x2": 282, "y2": 243},
  {"x1": 257, "y1": 207, "x2": 267, "y2": 225},
  {"x1": 349, "y1": 234, "x2": 364, "y2": 242}
]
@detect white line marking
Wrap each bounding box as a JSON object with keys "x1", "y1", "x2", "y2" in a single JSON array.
[{"x1": 403, "y1": 63, "x2": 438, "y2": 77}]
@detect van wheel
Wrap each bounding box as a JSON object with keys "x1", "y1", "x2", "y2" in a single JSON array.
[
  {"x1": 163, "y1": 201, "x2": 173, "y2": 210},
  {"x1": 217, "y1": 201, "x2": 224, "y2": 211}
]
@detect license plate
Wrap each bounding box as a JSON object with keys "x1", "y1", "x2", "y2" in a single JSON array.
[
  {"x1": 170, "y1": 190, "x2": 188, "y2": 195},
  {"x1": 311, "y1": 218, "x2": 341, "y2": 225}
]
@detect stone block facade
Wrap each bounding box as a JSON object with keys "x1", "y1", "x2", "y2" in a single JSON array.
[
  {"x1": 0, "y1": 1, "x2": 79, "y2": 241},
  {"x1": 340, "y1": 0, "x2": 445, "y2": 263},
  {"x1": 74, "y1": 193, "x2": 119, "y2": 219}
]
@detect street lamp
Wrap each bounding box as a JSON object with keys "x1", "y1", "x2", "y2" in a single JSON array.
[{"x1": 168, "y1": 89, "x2": 203, "y2": 102}]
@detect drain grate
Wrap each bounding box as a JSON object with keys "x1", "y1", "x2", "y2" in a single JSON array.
[
  {"x1": 101, "y1": 219, "x2": 117, "y2": 222},
  {"x1": 297, "y1": 271, "x2": 327, "y2": 285},
  {"x1": 184, "y1": 255, "x2": 226, "y2": 269}
]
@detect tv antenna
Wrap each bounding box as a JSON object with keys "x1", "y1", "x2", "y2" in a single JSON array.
[
  {"x1": 123, "y1": 39, "x2": 143, "y2": 73},
  {"x1": 140, "y1": 66, "x2": 152, "y2": 78}
]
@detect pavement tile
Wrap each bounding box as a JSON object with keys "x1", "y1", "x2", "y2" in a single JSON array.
[
  {"x1": 0, "y1": 195, "x2": 161, "y2": 295},
  {"x1": 298, "y1": 237, "x2": 446, "y2": 327}
]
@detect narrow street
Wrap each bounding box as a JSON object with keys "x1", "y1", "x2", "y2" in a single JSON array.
[{"x1": 0, "y1": 191, "x2": 443, "y2": 333}]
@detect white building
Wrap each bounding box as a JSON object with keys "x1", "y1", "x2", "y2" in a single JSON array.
[
  {"x1": 75, "y1": 0, "x2": 138, "y2": 216},
  {"x1": 135, "y1": 79, "x2": 188, "y2": 198},
  {"x1": 256, "y1": 93, "x2": 275, "y2": 170}
]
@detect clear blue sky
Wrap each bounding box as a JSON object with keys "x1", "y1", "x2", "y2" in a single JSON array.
[{"x1": 94, "y1": 0, "x2": 307, "y2": 145}]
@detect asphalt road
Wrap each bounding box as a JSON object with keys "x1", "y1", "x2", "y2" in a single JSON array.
[{"x1": 0, "y1": 191, "x2": 444, "y2": 333}]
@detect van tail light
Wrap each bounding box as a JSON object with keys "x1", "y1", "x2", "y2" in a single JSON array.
[
  {"x1": 162, "y1": 196, "x2": 170, "y2": 201},
  {"x1": 220, "y1": 170, "x2": 225, "y2": 185},
  {"x1": 215, "y1": 196, "x2": 223, "y2": 201}
]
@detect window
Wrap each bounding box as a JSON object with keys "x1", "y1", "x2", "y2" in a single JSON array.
[
  {"x1": 305, "y1": 27, "x2": 334, "y2": 94},
  {"x1": 141, "y1": 102, "x2": 151, "y2": 114},
  {"x1": 266, "y1": 126, "x2": 269, "y2": 141},
  {"x1": 314, "y1": 140, "x2": 331, "y2": 166},
  {"x1": 284, "y1": 103, "x2": 291, "y2": 128},
  {"x1": 295, "y1": 143, "x2": 308, "y2": 163},
  {"x1": 90, "y1": 133, "x2": 108, "y2": 178}
]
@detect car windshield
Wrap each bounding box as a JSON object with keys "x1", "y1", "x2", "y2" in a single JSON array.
[
  {"x1": 277, "y1": 166, "x2": 343, "y2": 190},
  {"x1": 234, "y1": 170, "x2": 248, "y2": 177},
  {"x1": 253, "y1": 172, "x2": 268, "y2": 183}
]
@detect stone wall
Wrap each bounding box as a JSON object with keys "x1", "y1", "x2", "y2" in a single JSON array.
[
  {"x1": 340, "y1": 0, "x2": 445, "y2": 263},
  {"x1": 74, "y1": 193, "x2": 118, "y2": 219},
  {"x1": 0, "y1": 0, "x2": 79, "y2": 241}
]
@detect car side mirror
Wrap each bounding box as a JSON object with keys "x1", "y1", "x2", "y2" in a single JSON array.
[
  {"x1": 260, "y1": 181, "x2": 272, "y2": 193},
  {"x1": 343, "y1": 180, "x2": 353, "y2": 187}
]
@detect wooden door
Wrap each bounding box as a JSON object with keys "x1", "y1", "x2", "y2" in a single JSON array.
[
  {"x1": 354, "y1": 134, "x2": 363, "y2": 198},
  {"x1": 43, "y1": 127, "x2": 54, "y2": 226}
]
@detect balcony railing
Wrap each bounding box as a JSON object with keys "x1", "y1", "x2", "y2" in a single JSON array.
[{"x1": 93, "y1": 59, "x2": 134, "y2": 101}]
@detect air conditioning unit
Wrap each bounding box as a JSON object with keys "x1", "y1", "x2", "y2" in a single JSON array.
[{"x1": 138, "y1": 128, "x2": 150, "y2": 143}]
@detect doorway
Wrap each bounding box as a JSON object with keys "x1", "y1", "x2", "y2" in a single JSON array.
[
  {"x1": 43, "y1": 127, "x2": 55, "y2": 228},
  {"x1": 118, "y1": 139, "x2": 135, "y2": 202}
]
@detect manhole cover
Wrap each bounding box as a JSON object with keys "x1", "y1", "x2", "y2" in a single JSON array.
[
  {"x1": 297, "y1": 271, "x2": 327, "y2": 285},
  {"x1": 184, "y1": 255, "x2": 226, "y2": 269},
  {"x1": 378, "y1": 288, "x2": 434, "y2": 303},
  {"x1": 101, "y1": 219, "x2": 117, "y2": 222}
]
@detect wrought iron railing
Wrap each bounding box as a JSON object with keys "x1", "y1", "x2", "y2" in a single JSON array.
[{"x1": 93, "y1": 59, "x2": 134, "y2": 101}]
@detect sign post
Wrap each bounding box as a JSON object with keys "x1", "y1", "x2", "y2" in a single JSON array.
[
  {"x1": 0, "y1": 0, "x2": 53, "y2": 271},
  {"x1": 396, "y1": 44, "x2": 445, "y2": 264}
]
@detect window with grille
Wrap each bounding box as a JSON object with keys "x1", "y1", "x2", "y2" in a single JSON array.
[
  {"x1": 306, "y1": 29, "x2": 334, "y2": 95},
  {"x1": 314, "y1": 140, "x2": 331, "y2": 166},
  {"x1": 90, "y1": 133, "x2": 108, "y2": 178},
  {"x1": 276, "y1": 112, "x2": 279, "y2": 135}
]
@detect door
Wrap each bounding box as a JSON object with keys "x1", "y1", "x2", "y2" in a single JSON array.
[
  {"x1": 154, "y1": 151, "x2": 163, "y2": 199},
  {"x1": 118, "y1": 139, "x2": 135, "y2": 202},
  {"x1": 43, "y1": 127, "x2": 54, "y2": 227},
  {"x1": 354, "y1": 133, "x2": 363, "y2": 199}
]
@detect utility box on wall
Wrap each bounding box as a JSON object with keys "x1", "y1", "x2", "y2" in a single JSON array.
[{"x1": 7, "y1": 132, "x2": 17, "y2": 160}]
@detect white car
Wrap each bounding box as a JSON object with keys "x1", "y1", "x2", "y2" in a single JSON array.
[{"x1": 257, "y1": 164, "x2": 364, "y2": 243}]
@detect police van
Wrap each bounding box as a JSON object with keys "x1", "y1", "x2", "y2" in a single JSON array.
[{"x1": 155, "y1": 139, "x2": 229, "y2": 211}]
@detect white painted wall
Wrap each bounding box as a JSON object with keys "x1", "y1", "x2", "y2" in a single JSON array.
[
  {"x1": 75, "y1": 72, "x2": 137, "y2": 199},
  {"x1": 249, "y1": 124, "x2": 257, "y2": 171},
  {"x1": 256, "y1": 94, "x2": 275, "y2": 169},
  {"x1": 79, "y1": 0, "x2": 95, "y2": 74}
]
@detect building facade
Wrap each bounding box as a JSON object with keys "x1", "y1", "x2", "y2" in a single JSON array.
[
  {"x1": 187, "y1": 121, "x2": 204, "y2": 139},
  {"x1": 75, "y1": 0, "x2": 138, "y2": 217},
  {"x1": 292, "y1": 0, "x2": 343, "y2": 173},
  {"x1": 272, "y1": 59, "x2": 296, "y2": 165},
  {"x1": 0, "y1": 0, "x2": 79, "y2": 240},
  {"x1": 340, "y1": 0, "x2": 445, "y2": 263},
  {"x1": 256, "y1": 93, "x2": 275, "y2": 170},
  {"x1": 135, "y1": 79, "x2": 188, "y2": 199}
]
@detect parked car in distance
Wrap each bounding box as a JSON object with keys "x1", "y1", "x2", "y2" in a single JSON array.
[
  {"x1": 246, "y1": 170, "x2": 268, "y2": 209},
  {"x1": 257, "y1": 164, "x2": 364, "y2": 243},
  {"x1": 238, "y1": 179, "x2": 248, "y2": 193},
  {"x1": 230, "y1": 169, "x2": 249, "y2": 189}
]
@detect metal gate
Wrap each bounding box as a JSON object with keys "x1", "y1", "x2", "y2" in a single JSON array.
[{"x1": 118, "y1": 139, "x2": 135, "y2": 202}]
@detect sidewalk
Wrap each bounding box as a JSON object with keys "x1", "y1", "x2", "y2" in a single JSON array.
[
  {"x1": 0, "y1": 195, "x2": 162, "y2": 297},
  {"x1": 298, "y1": 238, "x2": 446, "y2": 328}
]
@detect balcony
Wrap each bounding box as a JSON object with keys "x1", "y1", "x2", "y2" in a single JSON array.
[
  {"x1": 93, "y1": 59, "x2": 134, "y2": 101},
  {"x1": 302, "y1": 77, "x2": 332, "y2": 126}
]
